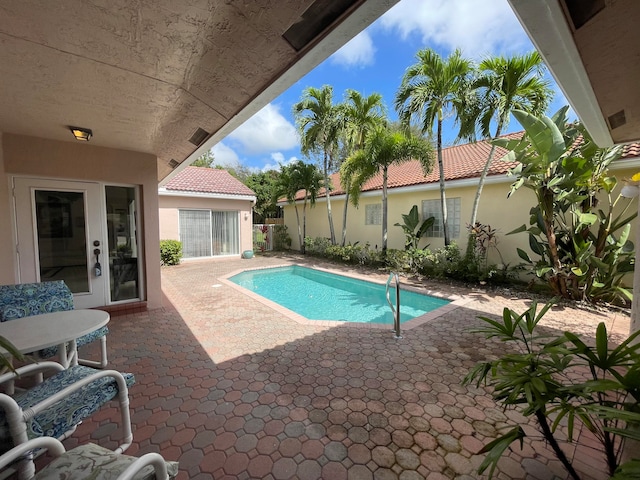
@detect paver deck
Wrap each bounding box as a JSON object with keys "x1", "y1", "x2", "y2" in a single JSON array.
[{"x1": 61, "y1": 253, "x2": 632, "y2": 479}]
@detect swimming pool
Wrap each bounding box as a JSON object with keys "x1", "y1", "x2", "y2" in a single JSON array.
[{"x1": 229, "y1": 265, "x2": 450, "y2": 324}]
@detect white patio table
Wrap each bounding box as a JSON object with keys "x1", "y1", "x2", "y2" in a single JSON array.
[{"x1": 0, "y1": 309, "x2": 110, "y2": 368}]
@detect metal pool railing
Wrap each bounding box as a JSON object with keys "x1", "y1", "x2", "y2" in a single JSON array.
[{"x1": 385, "y1": 272, "x2": 402, "y2": 339}]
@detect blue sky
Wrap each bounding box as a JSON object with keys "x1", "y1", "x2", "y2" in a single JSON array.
[{"x1": 212, "y1": 0, "x2": 569, "y2": 172}]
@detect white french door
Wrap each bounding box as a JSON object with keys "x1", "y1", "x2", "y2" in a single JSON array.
[{"x1": 13, "y1": 178, "x2": 108, "y2": 308}]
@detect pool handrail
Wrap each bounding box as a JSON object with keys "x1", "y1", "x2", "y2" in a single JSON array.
[{"x1": 385, "y1": 273, "x2": 402, "y2": 339}]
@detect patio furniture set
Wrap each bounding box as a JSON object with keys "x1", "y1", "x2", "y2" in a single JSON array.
[{"x1": 0, "y1": 281, "x2": 177, "y2": 479}]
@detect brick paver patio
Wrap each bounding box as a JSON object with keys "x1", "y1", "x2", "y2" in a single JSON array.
[{"x1": 62, "y1": 253, "x2": 631, "y2": 479}]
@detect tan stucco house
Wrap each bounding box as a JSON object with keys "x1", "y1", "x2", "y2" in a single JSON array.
[
  {"x1": 280, "y1": 136, "x2": 640, "y2": 269},
  {"x1": 159, "y1": 167, "x2": 256, "y2": 259}
]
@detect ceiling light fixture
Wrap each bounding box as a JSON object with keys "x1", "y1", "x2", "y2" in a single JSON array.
[{"x1": 69, "y1": 126, "x2": 92, "y2": 141}]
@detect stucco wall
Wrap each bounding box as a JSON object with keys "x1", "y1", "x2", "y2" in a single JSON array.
[
  {"x1": 283, "y1": 167, "x2": 640, "y2": 274},
  {"x1": 158, "y1": 194, "x2": 254, "y2": 255},
  {"x1": 0, "y1": 133, "x2": 162, "y2": 309}
]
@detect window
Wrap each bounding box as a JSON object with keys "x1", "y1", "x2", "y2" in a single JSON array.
[
  {"x1": 179, "y1": 210, "x2": 240, "y2": 258},
  {"x1": 421, "y1": 198, "x2": 461, "y2": 238},
  {"x1": 365, "y1": 204, "x2": 382, "y2": 225}
]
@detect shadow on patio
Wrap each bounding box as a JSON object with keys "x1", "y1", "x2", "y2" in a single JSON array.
[{"x1": 62, "y1": 255, "x2": 630, "y2": 480}]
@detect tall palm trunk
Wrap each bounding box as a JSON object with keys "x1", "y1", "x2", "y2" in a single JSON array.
[
  {"x1": 382, "y1": 167, "x2": 388, "y2": 253},
  {"x1": 341, "y1": 190, "x2": 350, "y2": 247},
  {"x1": 469, "y1": 120, "x2": 504, "y2": 228},
  {"x1": 437, "y1": 117, "x2": 450, "y2": 245},
  {"x1": 294, "y1": 204, "x2": 303, "y2": 253},
  {"x1": 301, "y1": 199, "x2": 308, "y2": 254},
  {"x1": 324, "y1": 150, "x2": 336, "y2": 244}
]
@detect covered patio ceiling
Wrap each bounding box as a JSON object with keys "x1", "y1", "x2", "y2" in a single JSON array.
[
  {"x1": 508, "y1": 0, "x2": 640, "y2": 146},
  {"x1": 0, "y1": 0, "x2": 397, "y2": 182}
]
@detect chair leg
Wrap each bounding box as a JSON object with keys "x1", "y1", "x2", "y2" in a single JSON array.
[
  {"x1": 110, "y1": 370, "x2": 133, "y2": 453},
  {"x1": 78, "y1": 336, "x2": 108, "y2": 369}
]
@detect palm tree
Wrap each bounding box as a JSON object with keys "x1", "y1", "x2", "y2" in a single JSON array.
[
  {"x1": 340, "y1": 89, "x2": 386, "y2": 246},
  {"x1": 395, "y1": 48, "x2": 474, "y2": 246},
  {"x1": 276, "y1": 161, "x2": 323, "y2": 253},
  {"x1": 341, "y1": 124, "x2": 433, "y2": 254},
  {"x1": 293, "y1": 86, "x2": 342, "y2": 245},
  {"x1": 468, "y1": 51, "x2": 553, "y2": 228}
]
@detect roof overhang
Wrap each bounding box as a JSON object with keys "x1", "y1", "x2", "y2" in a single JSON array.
[
  {"x1": 0, "y1": 1, "x2": 398, "y2": 182},
  {"x1": 508, "y1": 0, "x2": 640, "y2": 146}
]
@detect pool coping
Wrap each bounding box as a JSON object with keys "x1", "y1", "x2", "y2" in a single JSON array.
[{"x1": 219, "y1": 262, "x2": 472, "y2": 330}]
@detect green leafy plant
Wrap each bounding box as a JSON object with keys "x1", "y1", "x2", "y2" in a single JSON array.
[
  {"x1": 273, "y1": 225, "x2": 291, "y2": 250},
  {"x1": 304, "y1": 237, "x2": 385, "y2": 266},
  {"x1": 0, "y1": 336, "x2": 24, "y2": 374},
  {"x1": 464, "y1": 300, "x2": 640, "y2": 479},
  {"x1": 495, "y1": 107, "x2": 636, "y2": 304},
  {"x1": 159, "y1": 240, "x2": 182, "y2": 266},
  {"x1": 394, "y1": 205, "x2": 434, "y2": 250}
]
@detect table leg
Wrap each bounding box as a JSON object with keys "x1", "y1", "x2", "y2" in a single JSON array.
[
  {"x1": 68, "y1": 339, "x2": 78, "y2": 367},
  {"x1": 58, "y1": 340, "x2": 77, "y2": 368}
]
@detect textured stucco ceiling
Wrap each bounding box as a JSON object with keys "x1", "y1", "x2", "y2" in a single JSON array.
[{"x1": 0, "y1": 1, "x2": 397, "y2": 181}]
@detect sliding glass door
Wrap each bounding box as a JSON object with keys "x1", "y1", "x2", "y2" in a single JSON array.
[{"x1": 179, "y1": 209, "x2": 239, "y2": 258}]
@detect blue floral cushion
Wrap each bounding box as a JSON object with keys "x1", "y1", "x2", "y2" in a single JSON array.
[
  {"x1": 0, "y1": 281, "x2": 108, "y2": 359},
  {"x1": 0, "y1": 366, "x2": 135, "y2": 453},
  {"x1": 0, "y1": 281, "x2": 74, "y2": 321}
]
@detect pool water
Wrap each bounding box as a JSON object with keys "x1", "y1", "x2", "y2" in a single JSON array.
[{"x1": 229, "y1": 265, "x2": 450, "y2": 324}]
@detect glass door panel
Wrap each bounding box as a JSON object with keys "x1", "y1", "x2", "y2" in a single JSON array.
[
  {"x1": 34, "y1": 190, "x2": 90, "y2": 293},
  {"x1": 212, "y1": 211, "x2": 239, "y2": 256},
  {"x1": 106, "y1": 186, "x2": 140, "y2": 302},
  {"x1": 179, "y1": 210, "x2": 212, "y2": 258}
]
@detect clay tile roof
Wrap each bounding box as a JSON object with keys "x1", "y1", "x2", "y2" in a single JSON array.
[
  {"x1": 293, "y1": 132, "x2": 523, "y2": 201},
  {"x1": 289, "y1": 133, "x2": 640, "y2": 201},
  {"x1": 164, "y1": 166, "x2": 255, "y2": 197}
]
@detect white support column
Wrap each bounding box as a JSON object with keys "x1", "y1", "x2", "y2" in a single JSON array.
[{"x1": 631, "y1": 192, "x2": 640, "y2": 337}]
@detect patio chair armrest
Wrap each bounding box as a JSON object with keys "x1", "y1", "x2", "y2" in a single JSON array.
[
  {"x1": 22, "y1": 369, "x2": 130, "y2": 421},
  {"x1": 0, "y1": 362, "x2": 65, "y2": 386},
  {"x1": 0, "y1": 436, "x2": 65, "y2": 470},
  {"x1": 117, "y1": 452, "x2": 169, "y2": 480}
]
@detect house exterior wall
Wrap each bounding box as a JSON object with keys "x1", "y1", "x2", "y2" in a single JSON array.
[
  {"x1": 158, "y1": 195, "x2": 254, "y2": 255},
  {"x1": 283, "y1": 166, "x2": 640, "y2": 274},
  {"x1": 0, "y1": 133, "x2": 162, "y2": 309}
]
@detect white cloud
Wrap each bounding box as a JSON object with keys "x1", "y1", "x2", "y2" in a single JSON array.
[
  {"x1": 330, "y1": 30, "x2": 376, "y2": 68},
  {"x1": 211, "y1": 142, "x2": 240, "y2": 167},
  {"x1": 262, "y1": 153, "x2": 298, "y2": 172},
  {"x1": 228, "y1": 103, "x2": 299, "y2": 155},
  {"x1": 379, "y1": 0, "x2": 529, "y2": 59}
]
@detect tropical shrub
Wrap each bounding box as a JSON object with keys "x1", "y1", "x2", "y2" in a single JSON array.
[
  {"x1": 160, "y1": 239, "x2": 182, "y2": 266},
  {"x1": 304, "y1": 237, "x2": 384, "y2": 266},
  {"x1": 304, "y1": 237, "x2": 332, "y2": 256},
  {"x1": 394, "y1": 205, "x2": 434, "y2": 250},
  {"x1": 273, "y1": 225, "x2": 291, "y2": 250},
  {"x1": 464, "y1": 300, "x2": 640, "y2": 479},
  {"x1": 495, "y1": 107, "x2": 636, "y2": 304}
]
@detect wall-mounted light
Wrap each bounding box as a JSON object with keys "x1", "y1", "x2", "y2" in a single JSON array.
[
  {"x1": 244, "y1": 212, "x2": 250, "y2": 220},
  {"x1": 69, "y1": 126, "x2": 92, "y2": 141}
]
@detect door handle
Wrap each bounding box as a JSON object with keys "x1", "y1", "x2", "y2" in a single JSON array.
[{"x1": 93, "y1": 248, "x2": 102, "y2": 277}]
